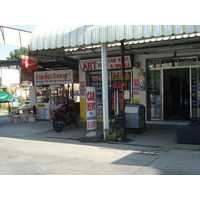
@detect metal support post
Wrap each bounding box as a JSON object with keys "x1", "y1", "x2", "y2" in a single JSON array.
[
  {"x1": 101, "y1": 43, "x2": 109, "y2": 139},
  {"x1": 121, "y1": 40, "x2": 125, "y2": 117}
]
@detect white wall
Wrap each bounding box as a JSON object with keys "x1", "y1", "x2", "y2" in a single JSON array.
[{"x1": 0, "y1": 68, "x2": 20, "y2": 87}]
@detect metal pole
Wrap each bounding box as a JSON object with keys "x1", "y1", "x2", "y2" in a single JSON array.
[
  {"x1": 101, "y1": 43, "x2": 109, "y2": 139},
  {"x1": 121, "y1": 40, "x2": 125, "y2": 117}
]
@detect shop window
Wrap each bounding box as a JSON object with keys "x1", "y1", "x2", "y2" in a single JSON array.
[
  {"x1": 161, "y1": 58, "x2": 178, "y2": 67},
  {"x1": 147, "y1": 70, "x2": 162, "y2": 120},
  {"x1": 147, "y1": 59, "x2": 160, "y2": 69},
  {"x1": 178, "y1": 57, "x2": 197, "y2": 66},
  {"x1": 36, "y1": 86, "x2": 50, "y2": 103}
]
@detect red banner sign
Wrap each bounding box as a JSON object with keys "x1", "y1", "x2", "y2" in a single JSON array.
[{"x1": 21, "y1": 55, "x2": 38, "y2": 70}]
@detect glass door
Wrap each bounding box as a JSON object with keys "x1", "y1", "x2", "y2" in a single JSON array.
[
  {"x1": 147, "y1": 70, "x2": 162, "y2": 120},
  {"x1": 163, "y1": 68, "x2": 190, "y2": 120}
]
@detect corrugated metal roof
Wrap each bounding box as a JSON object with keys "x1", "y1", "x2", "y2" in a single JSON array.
[{"x1": 29, "y1": 25, "x2": 200, "y2": 51}]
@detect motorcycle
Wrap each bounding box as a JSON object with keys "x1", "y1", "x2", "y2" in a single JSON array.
[{"x1": 52, "y1": 101, "x2": 79, "y2": 132}]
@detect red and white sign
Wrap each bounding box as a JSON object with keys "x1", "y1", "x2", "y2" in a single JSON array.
[
  {"x1": 80, "y1": 56, "x2": 132, "y2": 71},
  {"x1": 86, "y1": 87, "x2": 96, "y2": 130},
  {"x1": 80, "y1": 81, "x2": 85, "y2": 88},
  {"x1": 21, "y1": 55, "x2": 38, "y2": 70},
  {"x1": 80, "y1": 81, "x2": 86, "y2": 99}
]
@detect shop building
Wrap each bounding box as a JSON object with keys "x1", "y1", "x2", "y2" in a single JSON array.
[{"x1": 29, "y1": 25, "x2": 200, "y2": 134}]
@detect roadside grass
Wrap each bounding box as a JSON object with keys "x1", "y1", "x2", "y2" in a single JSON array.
[
  {"x1": 0, "y1": 106, "x2": 19, "y2": 110},
  {"x1": 0, "y1": 106, "x2": 20, "y2": 115}
]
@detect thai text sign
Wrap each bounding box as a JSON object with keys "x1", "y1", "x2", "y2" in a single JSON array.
[
  {"x1": 34, "y1": 70, "x2": 73, "y2": 85},
  {"x1": 80, "y1": 56, "x2": 132, "y2": 71},
  {"x1": 86, "y1": 87, "x2": 96, "y2": 130}
]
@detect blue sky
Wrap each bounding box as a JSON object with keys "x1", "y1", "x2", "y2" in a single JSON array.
[{"x1": 0, "y1": 25, "x2": 38, "y2": 60}]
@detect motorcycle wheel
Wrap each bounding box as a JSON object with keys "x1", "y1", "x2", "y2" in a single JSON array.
[{"x1": 53, "y1": 118, "x2": 63, "y2": 132}]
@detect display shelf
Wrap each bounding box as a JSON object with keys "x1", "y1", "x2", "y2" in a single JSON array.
[{"x1": 147, "y1": 70, "x2": 162, "y2": 120}]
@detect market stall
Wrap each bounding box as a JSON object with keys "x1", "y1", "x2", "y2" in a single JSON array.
[{"x1": 34, "y1": 69, "x2": 79, "y2": 120}]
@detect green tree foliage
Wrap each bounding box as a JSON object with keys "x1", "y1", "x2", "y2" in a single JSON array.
[{"x1": 7, "y1": 47, "x2": 28, "y2": 60}]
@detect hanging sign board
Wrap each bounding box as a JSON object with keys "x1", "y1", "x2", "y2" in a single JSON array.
[
  {"x1": 86, "y1": 87, "x2": 96, "y2": 130},
  {"x1": 34, "y1": 70, "x2": 79, "y2": 85},
  {"x1": 80, "y1": 55, "x2": 132, "y2": 71}
]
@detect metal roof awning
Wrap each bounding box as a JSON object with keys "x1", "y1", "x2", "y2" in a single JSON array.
[
  {"x1": 0, "y1": 60, "x2": 21, "y2": 67},
  {"x1": 30, "y1": 25, "x2": 200, "y2": 51}
]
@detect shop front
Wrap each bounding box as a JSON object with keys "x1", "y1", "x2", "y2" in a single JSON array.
[
  {"x1": 79, "y1": 53, "x2": 200, "y2": 124},
  {"x1": 146, "y1": 55, "x2": 200, "y2": 122},
  {"x1": 33, "y1": 69, "x2": 79, "y2": 120},
  {"x1": 28, "y1": 25, "x2": 200, "y2": 135},
  {"x1": 79, "y1": 55, "x2": 135, "y2": 121}
]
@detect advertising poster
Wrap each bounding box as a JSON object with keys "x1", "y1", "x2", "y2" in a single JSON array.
[
  {"x1": 111, "y1": 72, "x2": 130, "y2": 110},
  {"x1": 86, "y1": 87, "x2": 96, "y2": 130},
  {"x1": 80, "y1": 81, "x2": 86, "y2": 99},
  {"x1": 90, "y1": 75, "x2": 103, "y2": 119},
  {"x1": 133, "y1": 78, "x2": 140, "y2": 101}
]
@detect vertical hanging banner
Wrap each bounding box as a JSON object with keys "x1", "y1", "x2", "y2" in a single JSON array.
[
  {"x1": 138, "y1": 71, "x2": 146, "y2": 91},
  {"x1": 86, "y1": 87, "x2": 96, "y2": 130},
  {"x1": 133, "y1": 78, "x2": 140, "y2": 102}
]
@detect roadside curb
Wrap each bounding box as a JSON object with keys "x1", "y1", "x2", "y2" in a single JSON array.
[{"x1": 81, "y1": 133, "x2": 103, "y2": 143}]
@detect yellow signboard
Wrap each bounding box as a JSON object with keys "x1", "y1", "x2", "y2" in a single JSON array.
[
  {"x1": 37, "y1": 104, "x2": 46, "y2": 107},
  {"x1": 111, "y1": 73, "x2": 130, "y2": 81}
]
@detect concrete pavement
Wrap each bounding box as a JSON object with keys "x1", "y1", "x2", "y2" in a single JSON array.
[
  {"x1": 1, "y1": 114, "x2": 200, "y2": 175},
  {"x1": 0, "y1": 114, "x2": 200, "y2": 151}
]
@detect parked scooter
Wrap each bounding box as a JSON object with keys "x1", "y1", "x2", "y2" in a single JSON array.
[{"x1": 52, "y1": 101, "x2": 79, "y2": 132}]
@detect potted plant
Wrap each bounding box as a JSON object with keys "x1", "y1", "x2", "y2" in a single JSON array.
[
  {"x1": 105, "y1": 131, "x2": 117, "y2": 141},
  {"x1": 115, "y1": 127, "x2": 125, "y2": 141},
  {"x1": 105, "y1": 125, "x2": 117, "y2": 141},
  {"x1": 105, "y1": 115, "x2": 125, "y2": 141}
]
